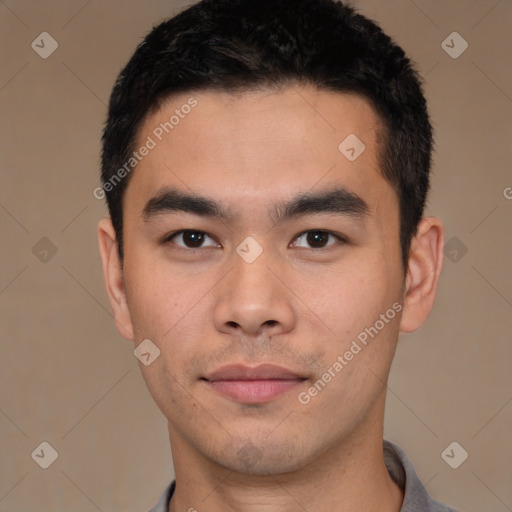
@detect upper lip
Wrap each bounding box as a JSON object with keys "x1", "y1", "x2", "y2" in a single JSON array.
[{"x1": 204, "y1": 364, "x2": 306, "y2": 381}]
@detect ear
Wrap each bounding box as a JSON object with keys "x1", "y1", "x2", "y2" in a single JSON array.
[
  {"x1": 97, "y1": 217, "x2": 134, "y2": 341},
  {"x1": 399, "y1": 217, "x2": 444, "y2": 333}
]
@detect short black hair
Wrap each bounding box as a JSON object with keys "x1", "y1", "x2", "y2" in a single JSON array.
[{"x1": 100, "y1": 0, "x2": 433, "y2": 268}]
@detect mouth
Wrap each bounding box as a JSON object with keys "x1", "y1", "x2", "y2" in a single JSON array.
[{"x1": 201, "y1": 364, "x2": 307, "y2": 404}]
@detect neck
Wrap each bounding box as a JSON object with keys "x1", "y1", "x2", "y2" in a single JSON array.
[{"x1": 167, "y1": 397, "x2": 403, "y2": 512}]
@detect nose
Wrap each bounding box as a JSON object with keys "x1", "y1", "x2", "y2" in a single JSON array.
[{"x1": 212, "y1": 243, "x2": 296, "y2": 338}]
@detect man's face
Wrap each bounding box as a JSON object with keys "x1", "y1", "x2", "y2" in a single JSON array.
[{"x1": 119, "y1": 86, "x2": 405, "y2": 474}]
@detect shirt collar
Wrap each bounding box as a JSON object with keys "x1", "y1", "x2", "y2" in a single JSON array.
[{"x1": 149, "y1": 439, "x2": 455, "y2": 512}]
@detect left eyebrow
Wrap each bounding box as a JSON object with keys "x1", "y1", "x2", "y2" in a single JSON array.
[
  {"x1": 141, "y1": 185, "x2": 369, "y2": 224},
  {"x1": 269, "y1": 186, "x2": 369, "y2": 226}
]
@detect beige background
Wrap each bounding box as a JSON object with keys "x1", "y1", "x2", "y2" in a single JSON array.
[{"x1": 1, "y1": 0, "x2": 511, "y2": 511}]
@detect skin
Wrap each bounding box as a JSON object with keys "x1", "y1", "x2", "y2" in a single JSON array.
[{"x1": 98, "y1": 85, "x2": 444, "y2": 512}]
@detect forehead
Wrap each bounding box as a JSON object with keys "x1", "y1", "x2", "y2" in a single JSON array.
[{"x1": 125, "y1": 86, "x2": 394, "y2": 219}]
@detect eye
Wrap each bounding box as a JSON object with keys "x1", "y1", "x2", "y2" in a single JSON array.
[
  {"x1": 165, "y1": 230, "x2": 220, "y2": 249},
  {"x1": 290, "y1": 230, "x2": 345, "y2": 249}
]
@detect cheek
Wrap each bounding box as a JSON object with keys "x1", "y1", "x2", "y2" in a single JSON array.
[
  {"x1": 125, "y1": 261, "x2": 208, "y2": 415},
  {"x1": 123, "y1": 249, "x2": 201, "y2": 338},
  {"x1": 296, "y1": 254, "x2": 398, "y2": 338},
  {"x1": 123, "y1": 252, "x2": 215, "y2": 391},
  {"x1": 297, "y1": 259, "x2": 401, "y2": 414},
  {"x1": 296, "y1": 252, "x2": 403, "y2": 395}
]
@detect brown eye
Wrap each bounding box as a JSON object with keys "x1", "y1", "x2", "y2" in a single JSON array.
[
  {"x1": 182, "y1": 231, "x2": 205, "y2": 248},
  {"x1": 306, "y1": 231, "x2": 330, "y2": 248},
  {"x1": 167, "y1": 230, "x2": 219, "y2": 249},
  {"x1": 291, "y1": 230, "x2": 343, "y2": 249}
]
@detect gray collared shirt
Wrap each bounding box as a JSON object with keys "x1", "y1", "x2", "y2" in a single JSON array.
[{"x1": 148, "y1": 440, "x2": 457, "y2": 511}]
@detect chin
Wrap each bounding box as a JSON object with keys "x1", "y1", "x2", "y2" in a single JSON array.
[{"x1": 213, "y1": 438, "x2": 312, "y2": 476}]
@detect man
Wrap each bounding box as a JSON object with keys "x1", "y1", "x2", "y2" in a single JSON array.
[{"x1": 97, "y1": 0, "x2": 455, "y2": 510}]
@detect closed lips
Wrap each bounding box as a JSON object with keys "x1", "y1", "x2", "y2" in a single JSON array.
[{"x1": 203, "y1": 363, "x2": 306, "y2": 381}]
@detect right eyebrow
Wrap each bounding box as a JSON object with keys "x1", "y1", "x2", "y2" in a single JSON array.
[{"x1": 142, "y1": 188, "x2": 234, "y2": 223}]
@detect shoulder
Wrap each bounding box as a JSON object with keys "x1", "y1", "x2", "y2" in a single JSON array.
[
  {"x1": 146, "y1": 480, "x2": 176, "y2": 512},
  {"x1": 383, "y1": 440, "x2": 459, "y2": 512}
]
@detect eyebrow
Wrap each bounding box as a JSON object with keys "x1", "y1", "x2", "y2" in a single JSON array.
[{"x1": 141, "y1": 186, "x2": 369, "y2": 225}]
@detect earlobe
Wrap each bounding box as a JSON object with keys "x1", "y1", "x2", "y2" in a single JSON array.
[
  {"x1": 399, "y1": 217, "x2": 444, "y2": 333},
  {"x1": 97, "y1": 217, "x2": 134, "y2": 341}
]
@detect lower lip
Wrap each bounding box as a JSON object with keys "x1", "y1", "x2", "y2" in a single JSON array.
[{"x1": 205, "y1": 379, "x2": 305, "y2": 403}]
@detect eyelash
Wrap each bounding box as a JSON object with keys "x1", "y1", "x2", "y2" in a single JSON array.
[{"x1": 162, "y1": 229, "x2": 348, "y2": 252}]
